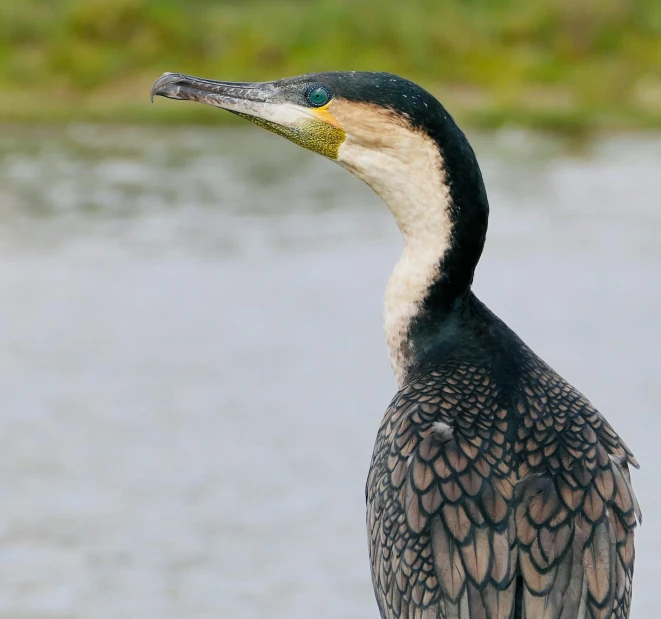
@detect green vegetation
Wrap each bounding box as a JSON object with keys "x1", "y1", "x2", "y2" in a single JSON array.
[{"x1": 2, "y1": 0, "x2": 661, "y2": 130}]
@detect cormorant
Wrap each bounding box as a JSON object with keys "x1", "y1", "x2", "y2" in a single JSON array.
[{"x1": 151, "y1": 71, "x2": 641, "y2": 619}]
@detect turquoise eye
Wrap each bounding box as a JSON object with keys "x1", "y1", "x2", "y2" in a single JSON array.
[{"x1": 306, "y1": 85, "x2": 332, "y2": 107}]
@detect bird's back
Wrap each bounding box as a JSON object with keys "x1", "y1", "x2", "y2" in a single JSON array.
[{"x1": 366, "y1": 295, "x2": 640, "y2": 619}]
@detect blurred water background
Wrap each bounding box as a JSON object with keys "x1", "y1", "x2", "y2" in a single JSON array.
[{"x1": 0, "y1": 125, "x2": 659, "y2": 618}]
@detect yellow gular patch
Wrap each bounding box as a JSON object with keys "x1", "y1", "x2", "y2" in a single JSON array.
[
  {"x1": 311, "y1": 103, "x2": 343, "y2": 129},
  {"x1": 233, "y1": 110, "x2": 345, "y2": 160}
]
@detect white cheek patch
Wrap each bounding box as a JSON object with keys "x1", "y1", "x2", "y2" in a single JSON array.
[
  {"x1": 197, "y1": 93, "x2": 318, "y2": 129},
  {"x1": 237, "y1": 101, "x2": 316, "y2": 127},
  {"x1": 333, "y1": 106, "x2": 453, "y2": 387},
  {"x1": 257, "y1": 103, "x2": 310, "y2": 125}
]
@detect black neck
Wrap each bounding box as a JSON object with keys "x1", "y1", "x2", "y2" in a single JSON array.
[{"x1": 407, "y1": 122, "x2": 490, "y2": 361}]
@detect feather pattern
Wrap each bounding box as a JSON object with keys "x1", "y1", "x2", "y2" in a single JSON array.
[{"x1": 366, "y1": 297, "x2": 640, "y2": 619}]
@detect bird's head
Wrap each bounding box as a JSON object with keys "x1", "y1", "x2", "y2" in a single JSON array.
[
  {"x1": 151, "y1": 71, "x2": 487, "y2": 247},
  {"x1": 152, "y1": 71, "x2": 490, "y2": 378}
]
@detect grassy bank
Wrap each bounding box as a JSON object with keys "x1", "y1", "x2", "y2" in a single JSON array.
[{"x1": 2, "y1": 0, "x2": 661, "y2": 130}]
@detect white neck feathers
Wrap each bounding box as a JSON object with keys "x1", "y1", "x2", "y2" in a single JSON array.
[{"x1": 333, "y1": 103, "x2": 453, "y2": 386}]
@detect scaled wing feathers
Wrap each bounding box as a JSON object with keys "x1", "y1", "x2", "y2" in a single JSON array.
[{"x1": 367, "y1": 362, "x2": 640, "y2": 619}]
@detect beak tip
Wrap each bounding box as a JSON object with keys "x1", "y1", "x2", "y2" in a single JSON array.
[{"x1": 151, "y1": 72, "x2": 179, "y2": 103}]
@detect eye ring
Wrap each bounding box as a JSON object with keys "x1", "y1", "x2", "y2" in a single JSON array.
[{"x1": 306, "y1": 85, "x2": 332, "y2": 108}]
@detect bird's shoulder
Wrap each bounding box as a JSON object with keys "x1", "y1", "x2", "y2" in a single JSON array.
[
  {"x1": 375, "y1": 330, "x2": 639, "y2": 492},
  {"x1": 398, "y1": 292, "x2": 639, "y2": 476},
  {"x1": 367, "y1": 316, "x2": 641, "y2": 618}
]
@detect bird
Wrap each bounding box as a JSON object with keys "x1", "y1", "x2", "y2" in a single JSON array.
[{"x1": 151, "y1": 71, "x2": 641, "y2": 618}]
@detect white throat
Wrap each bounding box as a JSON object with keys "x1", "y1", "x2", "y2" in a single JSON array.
[{"x1": 333, "y1": 104, "x2": 453, "y2": 387}]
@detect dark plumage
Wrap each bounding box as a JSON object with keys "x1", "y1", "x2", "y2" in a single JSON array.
[
  {"x1": 367, "y1": 295, "x2": 640, "y2": 618},
  {"x1": 151, "y1": 70, "x2": 641, "y2": 619}
]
